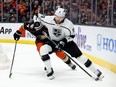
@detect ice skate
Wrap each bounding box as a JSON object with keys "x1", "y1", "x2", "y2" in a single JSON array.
[
  {"x1": 48, "y1": 75, "x2": 55, "y2": 80},
  {"x1": 94, "y1": 69, "x2": 104, "y2": 80},
  {"x1": 46, "y1": 68, "x2": 55, "y2": 80},
  {"x1": 68, "y1": 63, "x2": 76, "y2": 70}
]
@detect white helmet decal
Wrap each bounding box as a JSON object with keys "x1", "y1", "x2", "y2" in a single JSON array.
[{"x1": 55, "y1": 8, "x2": 66, "y2": 18}]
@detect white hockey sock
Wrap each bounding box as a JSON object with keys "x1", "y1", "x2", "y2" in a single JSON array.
[
  {"x1": 43, "y1": 59, "x2": 52, "y2": 73},
  {"x1": 77, "y1": 55, "x2": 97, "y2": 73},
  {"x1": 77, "y1": 55, "x2": 88, "y2": 64},
  {"x1": 88, "y1": 63, "x2": 98, "y2": 73}
]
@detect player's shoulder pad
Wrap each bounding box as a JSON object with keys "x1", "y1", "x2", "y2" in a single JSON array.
[{"x1": 64, "y1": 18, "x2": 74, "y2": 28}]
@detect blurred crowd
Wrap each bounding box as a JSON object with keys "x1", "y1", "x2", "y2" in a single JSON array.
[{"x1": 0, "y1": 0, "x2": 116, "y2": 27}]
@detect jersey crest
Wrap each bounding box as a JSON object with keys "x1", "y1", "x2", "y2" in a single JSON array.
[{"x1": 53, "y1": 28, "x2": 62, "y2": 37}]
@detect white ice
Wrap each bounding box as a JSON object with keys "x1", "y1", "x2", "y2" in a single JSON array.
[{"x1": 0, "y1": 43, "x2": 116, "y2": 87}]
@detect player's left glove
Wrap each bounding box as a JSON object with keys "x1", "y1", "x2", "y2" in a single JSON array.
[{"x1": 13, "y1": 30, "x2": 22, "y2": 41}]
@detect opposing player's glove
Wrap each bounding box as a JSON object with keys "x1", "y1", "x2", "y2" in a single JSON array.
[
  {"x1": 56, "y1": 41, "x2": 65, "y2": 51},
  {"x1": 13, "y1": 30, "x2": 22, "y2": 41}
]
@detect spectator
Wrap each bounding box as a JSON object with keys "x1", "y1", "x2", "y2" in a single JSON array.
[{"x1": 0, "y1": 0, "x2": 115, "y2": 27}]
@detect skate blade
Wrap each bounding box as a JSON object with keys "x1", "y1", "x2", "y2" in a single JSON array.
[
  {"x1": 48, "y1": 76, "x2": 55, "y2": 80},
  {"x1": 95, "y1": 75, "x2": 104, "y2": 81}
]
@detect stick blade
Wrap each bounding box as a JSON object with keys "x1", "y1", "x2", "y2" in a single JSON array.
[{"x1": 9, "y1": 73, "x2": 12, "y2": 78}]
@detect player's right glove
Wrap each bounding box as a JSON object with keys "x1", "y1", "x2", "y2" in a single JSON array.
[
  {"x1": 13, "y1": 30, "x2": 22, "y2": 41},
  {"x1": 55, "y1": 41, "x2": 65, "y2": 51}
]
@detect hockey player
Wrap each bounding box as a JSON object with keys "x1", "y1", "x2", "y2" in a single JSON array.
[
  {"x1": 36, "y1": 8, "x2": 104, "y2": 80},
  {"x1": 13, "y1": 14, "x2": 76, "y2": 80}
]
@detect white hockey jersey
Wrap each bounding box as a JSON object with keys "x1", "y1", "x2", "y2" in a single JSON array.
[{"x1": 36, "y1": 14, "x2": 75, "y2": 42}]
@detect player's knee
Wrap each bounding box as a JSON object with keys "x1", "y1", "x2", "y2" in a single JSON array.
[
  {"x1": 41, "y1": 54, "x2": 50, "y2": 61},
  {"x1": 40, "y1": 44, "x2": 52, "y2": 56},
  {"x1": 55, "y1": 51, "x2": 65, "y2": 59},
  {"x1": 84, "y1": 59, "x2": 92, "y2": 67}
]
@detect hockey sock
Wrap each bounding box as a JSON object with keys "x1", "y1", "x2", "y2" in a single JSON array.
[
  {"x1": 41, "y1": 55, "x2": 53, "y2": 74},
  {"x1": 77, "y1": 55, "x2": 98, "y2": 73},
  {"x1": 63, "y1": 55, "x2": 76, "y2": 70}
]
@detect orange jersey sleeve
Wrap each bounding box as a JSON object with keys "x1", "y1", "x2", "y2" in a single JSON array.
[{"x1": 18, "y1": 25, "x2": 25, "y2": 33}]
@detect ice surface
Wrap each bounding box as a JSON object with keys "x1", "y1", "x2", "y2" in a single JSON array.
[{"x1": 0, "y1": 43, "x2": 116, "y2": 87}]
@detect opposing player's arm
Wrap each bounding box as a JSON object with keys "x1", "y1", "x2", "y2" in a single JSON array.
[
  {"x1": 13, "y1": 24, "x2": 25, "y2": 41},
  {"x1": 13, "y1": 19, "x2": 33, "y2": 41},
  {"x1": 37, "y1": 13, "x2": 53, "y2": 26},
  {"x1": 37, "y1": 13, "x2": 45, "y2": 22},
  {"x1": 17, "y1": 19, "x2": 34, "y2": 33}
]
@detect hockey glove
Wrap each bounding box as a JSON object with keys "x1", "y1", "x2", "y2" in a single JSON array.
[
  {"x1": 13, "y1": 30, "x2": 22, "y2": 41},
  {"x1": 56, "y1": 41, "x2": 65, "y2": 51}
]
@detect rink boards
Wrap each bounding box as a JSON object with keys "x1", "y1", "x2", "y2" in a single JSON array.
[{"x1": 0, "y1": 23, "x2": 116, "y2": 73}]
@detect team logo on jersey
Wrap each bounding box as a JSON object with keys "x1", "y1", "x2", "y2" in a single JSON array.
[{"x1": 53, "y1": 28, "x2": 62, "y2": 37}]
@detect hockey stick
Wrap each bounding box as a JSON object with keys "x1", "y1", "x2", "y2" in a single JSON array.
[
  {"x1": 9, "y1": 40, "x2": 18, "y2": 78},
  {"x1": 42, "y1": 32, "x2": 98, "y2": 80}
]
